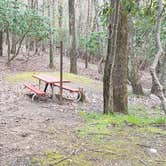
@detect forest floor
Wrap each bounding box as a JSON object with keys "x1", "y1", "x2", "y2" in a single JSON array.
[{"x1": 0, "y1": 53, "x2": 166, "y2": 166}]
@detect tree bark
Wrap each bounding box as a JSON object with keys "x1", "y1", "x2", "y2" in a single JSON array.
[
  {"x1": 159, "y1": 52, "x2": 166, "y2": 96},
  {"x1": 103, "y1": 0, "x2": 120, "y2": 114},
  {"x1": 0, "y1": 31, "x2": 3, "y2": 56},
  {"x1": 128, "y1": 18, "x2": 143, "y2": 95},
  {"x1": 11, "y1": 34, "x2": 16, "y2": 54},
  {"x1": 150, "y1": 0, "x2": 166, "y2": 114},
  {"x1": 29, "y1": 40, "x2": 34, "y2": 51},
  {"x1": 58, "y1": 0, "x2": 63, "y2": 28},
  {"x1": 48, "y1": 0, "x2": 54, "y2": 69},
  {"x1": 112, "y1": 8, "x2": 128, "y2": 114},
  {"x1": 41, "y1": 0, "x2": 46, "y2": 53},
  {"x1": 69, "y1": 0, "x2": 77, "y2": 74},
  {"x1": 6, "y1": 29, "x2": 11, "y2": 62},
  {"x1": 98, "y1": 57, "x2": 104, "y2": 74}
]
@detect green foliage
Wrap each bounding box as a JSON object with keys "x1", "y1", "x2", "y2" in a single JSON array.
[
  {"x1": 121, "y1": 0, "x2": 139, "y2": 14},
  {"x1": 98, "y1": 2, "x2": 112, "y2": 26},
  {"x1": 54, "y1": 28, "x2": 69, "y2": 46},
  {"x1": 0, "y1": 0, "x2": 52, "y2": 41},
  {"x1": 134, "y1": 0, "x2": 166, "y2": 63},
  {"x1": 98, "y1": 0, "x2": 139, "y2": 26},
  {"x1": 79, "y1": 31, "x2": 107, "y2": 57}
]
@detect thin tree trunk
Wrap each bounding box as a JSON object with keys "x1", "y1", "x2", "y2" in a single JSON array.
[
  {"x1": 103, "y1": 0, "x2": 120, "y2": 114},
  {"x1": 98, "y1": 57, "x2": 104, "y2": 74},
  {"x1": 160, "y1": 52, "x2": 166, "y2": 96},
  {"x1": 85, "y1": 52, "x2": 88, "y2": 69},
  {"x1": 0, "y1": 31, "x2": 3, "y2": 56},
  {"x1": 84, "y1": 0, "x2": 91, "y2": 69},
  {"x1": 58, "y1": 0, "x2": 63, "y2": 28},
  {"x1": 29, "y1": 40, "x2": 34, "y2": 51},
  {"x1": 6, "y1": 29, "x2": 11, "y2": 62},
  {"x1": 128, "y1": 18, "x2": 143, "y2": 95},
  {"x1": 69, "y1": 0, "x2": 77, "y2": 74},
  {"x1": 150, "y1": 0, "x2": 166, "y2": 114},
  {"x1": 48, "y1": 0, "x2": 54, "y2": 69},
  {"x1": 41, "y1": 0, "x2": 46, "y2": 53},
  {"x1": 11, "y1": 34, "x2": 16, "y2": 54},
  {"x1": 7, "y1": 25, "x2": 31, "y2": 64},
  {"x1": 8, "y1": 31, "x2": 29, "y2": 63},
  {"x1": 113, "y1": 8, "x2": 128, "y2": 114}
]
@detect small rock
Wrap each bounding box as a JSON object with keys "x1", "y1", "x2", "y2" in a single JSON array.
[
  {"x1": 21, "y1": 133, "x2": 29, "y2": 137},
  {"x1": 150, "y1": 94, "x2": 160, "y2": 101},
  {"x1": 150, "y1": 148, "x2": 157, "y2": 153},
  {"x1": 26, "y1": 146, "x2": 30, "y2": 149}
]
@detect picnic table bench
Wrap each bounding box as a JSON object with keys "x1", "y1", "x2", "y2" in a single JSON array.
[
  {"x1": 24, "y1": 83, "x2": 46, "y2": 101},
  {"x1": 54, "y1": 83, "x2": 82, "y2": 101}
]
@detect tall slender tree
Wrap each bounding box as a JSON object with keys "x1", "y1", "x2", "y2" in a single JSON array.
[
  {"x1": 11, "y1": 0, "x2": 17, "y2": 54},
  {"x1": 0, "y1": 31, "x2": 3, "y2": 56},
  {"x1": 58, "y1": 0, "x2": 63, "y2": 28},
  {"x1": 103, "y1": 0, "x2": 120, "y2": 114},
  {"x1": 150, "y1": 0, "x2": 166, "y2": 114},
  {"x1": 69, "y1": 0, "x2": 77, "y2": 74},
  {"x1": 48, "y1": 0, "x2": 54, "y2": 69},
  {"x1": 128, "y1": 18, "x2": 143, "y2": 95},
  {"x1": 112, "y1": 6, "x2": 128, "y2": 114}
]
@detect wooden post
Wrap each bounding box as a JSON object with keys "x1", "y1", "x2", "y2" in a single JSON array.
[{"x1": 59, "y1": 41, "x2": 63, "y2": 103}]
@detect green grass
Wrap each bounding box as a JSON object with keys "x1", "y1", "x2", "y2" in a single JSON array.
[
  {"x1": 6, "y1": 71, "x2": 96, "y2": 85},
  {"x1": 79, "y1": 111, "x2": 166, "y2": 127},
  {"x1": 78, "y1": 110, "x2": 166, "y2": 138}
]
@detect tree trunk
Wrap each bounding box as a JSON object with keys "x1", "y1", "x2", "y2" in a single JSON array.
[
  {"x1": 150, "y1": 0, "x2": 166, "y2": 114},
  {"x1": 41, "y1": 0, "x2": 46, "y2": 53},
  {"x1": 69, "y1": 0, "x2": 77, "y2": 74},
  {"x1": 29, "y1": 40, "x2": 34, "y2": 51},
  {"x1": 98, "y1": 57, "x2": 104, "y2": 74},
  {"x1": 112, "y1": 8, "x2": 128, "y2": 114},
  {"x1": 6, "y1": 29, "x2": 11, "y2": 62},
  {"x1": 48, "y1": 0, "x2": 54, "y2": 69},
  {"x1": 103, "y1": 0, "x2": 120, "y2": 114},
  {"x1": 103, "y1": 39, "x2": 112, "y2": 114},
  {"x1": 11, "y1": 34, "x2": 16, "y2": 54},
  {"x1": 0, "y1": 31, "x2": 3, "y2": 56},
  {"x1": 58, "y1": 0, "x2": 63, "y2": 28},
  {"x1": 128, "y1": 18, "x2": 143, "y2": 95},
  {"x1": 85, "y1": 52, "x2": 88, "y2": 68},
  {"x1": 160, "y1": 52, "x2": 166, "y2": 96},
  {"x1": 49, "y1": 38, "x2": 54, "y2": 68},
  {"x1": 84, "y1": 0, "x2": 91, "y2": 69}
]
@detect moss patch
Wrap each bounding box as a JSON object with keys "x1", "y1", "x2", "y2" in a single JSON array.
[{"x1": 32, "y1": 151, "x2": 94, "y2": 166}]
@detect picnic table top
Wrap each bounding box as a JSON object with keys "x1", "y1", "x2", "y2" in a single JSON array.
[{"x1": 32, "y1": 74, "x2": 70, "y2": 84}]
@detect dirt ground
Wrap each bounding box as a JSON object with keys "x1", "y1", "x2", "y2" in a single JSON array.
[{"x1": 0, "y1": 54, "x2": 165, "y2": 166}]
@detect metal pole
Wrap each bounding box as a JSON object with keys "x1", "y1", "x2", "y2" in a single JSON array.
[{"x1": 60, "y1": 41, "x2": 63, "y2": 103}]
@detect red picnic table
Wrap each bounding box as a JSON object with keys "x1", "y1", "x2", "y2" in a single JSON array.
[
  {"x1": 32, "y1": 74, "x2": 70, "y2": 98},
  {"x1": 24, "y1": 74, "x2": 82, "y2": 101}
]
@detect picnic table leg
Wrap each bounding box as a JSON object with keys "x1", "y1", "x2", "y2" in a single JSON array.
[
  {"x1": 50, "y1": 83, "x2": 55, "y2": 99},
  {"x1": 44, "y1": 83, "x2": 49, "y2": 92},
  {"x1": 39, "y1": 80, "x2": 41, "y2": 89}
]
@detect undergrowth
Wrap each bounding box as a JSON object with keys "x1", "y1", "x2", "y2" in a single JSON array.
[
  {"x1": 79, "y1": 111, "x2": 165, "y2": 126},
  {"x1": 78, "y1": 108, "x2": 166, "y2": 138}
]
